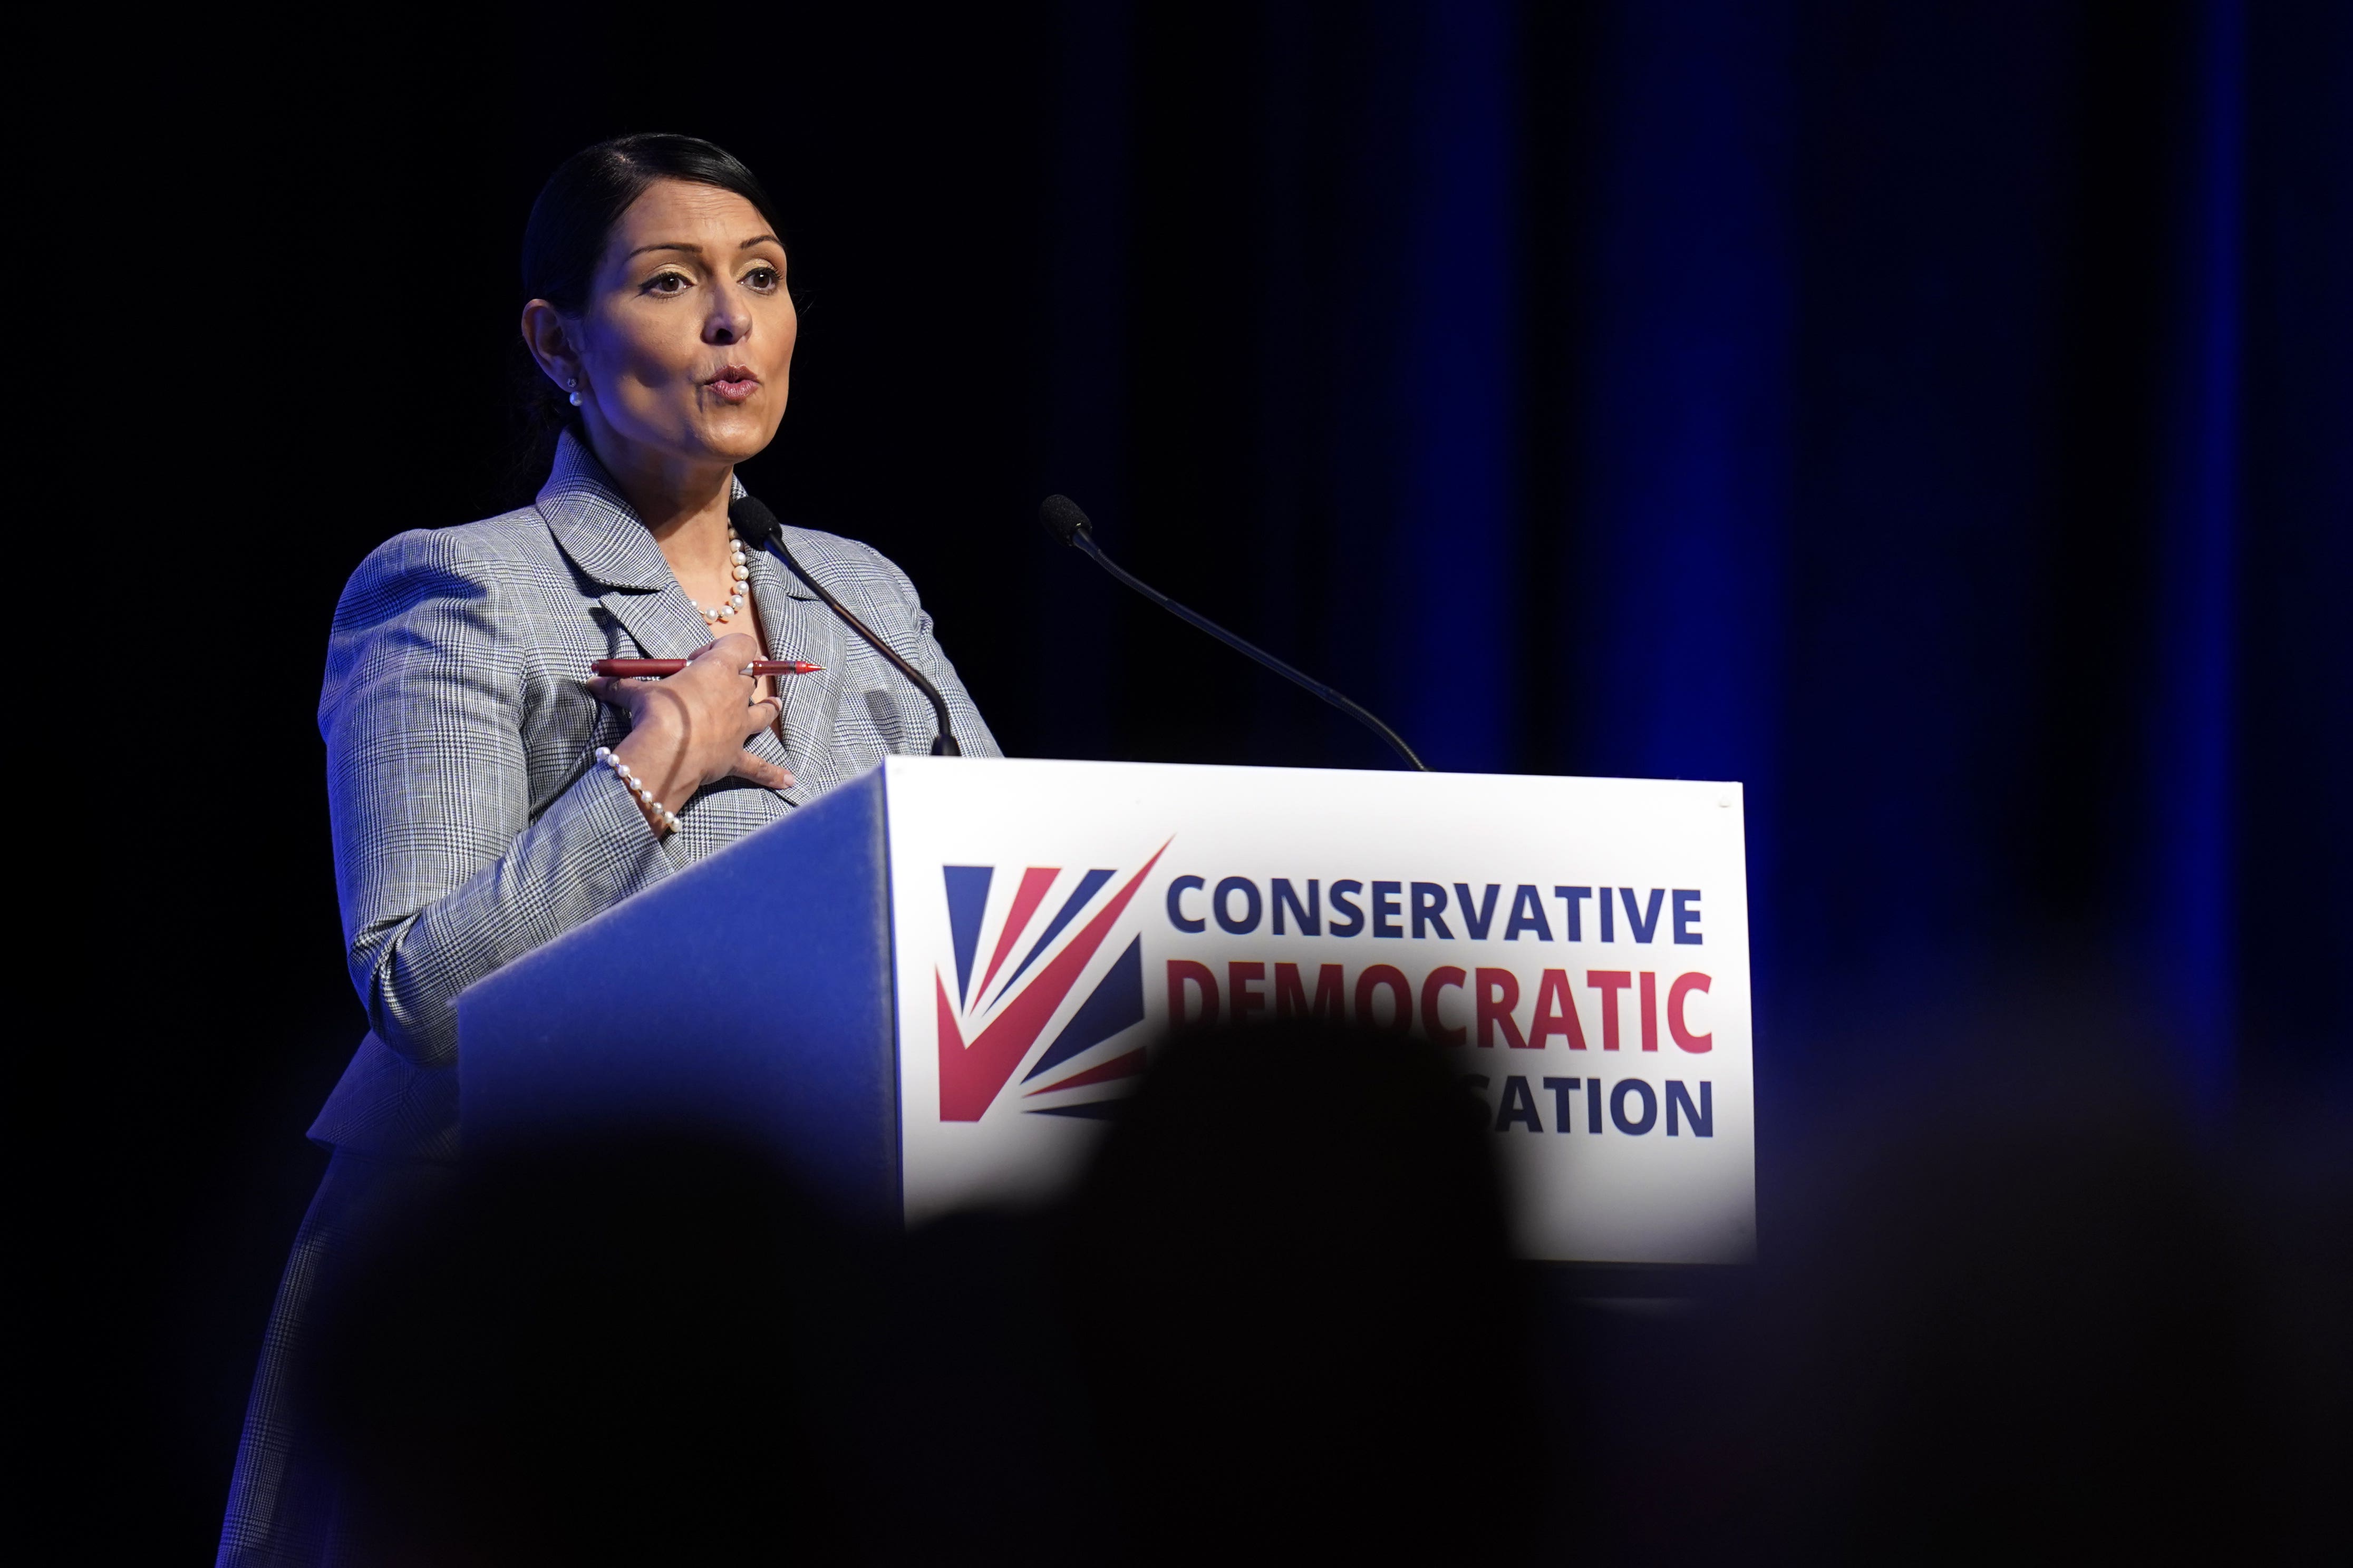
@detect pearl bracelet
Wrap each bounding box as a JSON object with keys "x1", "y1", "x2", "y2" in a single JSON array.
[{"x1": 594, "y1": 746, "x2": 682, "y2": 835}]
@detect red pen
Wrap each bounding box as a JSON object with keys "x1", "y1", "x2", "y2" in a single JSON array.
[{"x1": 592, "y1": 658, "x2": 825, "y2": 678}]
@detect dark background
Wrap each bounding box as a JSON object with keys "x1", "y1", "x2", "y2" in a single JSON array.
[{"x1": 74, "y1": 0, "x2": 2347, "y2": 1558}]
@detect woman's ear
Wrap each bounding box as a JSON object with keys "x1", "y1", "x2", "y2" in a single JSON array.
[{"x1": 520, "y1": 299, "x2": 579, "y2": 391}]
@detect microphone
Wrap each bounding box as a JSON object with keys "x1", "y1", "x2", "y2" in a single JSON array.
[
  {"x1": 1038, "y1": 494, "x2": 1430, "y2": 771},
  {"x1": 730, "y1": 495, "x2": 963, "y2": 756}
]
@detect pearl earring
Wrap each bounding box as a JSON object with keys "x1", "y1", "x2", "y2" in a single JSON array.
[{"x1": 567, "y1": 377, "x2": 583, "y2": 407}]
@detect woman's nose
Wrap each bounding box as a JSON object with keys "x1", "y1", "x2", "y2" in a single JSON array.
[{"x1": 705, "y1": 285, "x2": 752, "y2": 345}]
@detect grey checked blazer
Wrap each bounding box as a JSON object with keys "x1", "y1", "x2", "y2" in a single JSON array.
[{"x1": 309, "y1": 430, "x2": 999, "y2": 1161}]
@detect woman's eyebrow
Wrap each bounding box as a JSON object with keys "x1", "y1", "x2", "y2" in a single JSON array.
[{"x1": 622, "y1": 235, "x2": 780, "y2": 261}]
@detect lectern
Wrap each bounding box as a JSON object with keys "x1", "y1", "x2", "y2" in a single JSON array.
[{"x1": 458, "y1": 757, "x2": 1756, "y2": 1263}]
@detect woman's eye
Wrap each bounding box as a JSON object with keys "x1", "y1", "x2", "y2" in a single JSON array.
[
  {"x1": 745, "y1": 266, "x2": 780, "y2": 290},
  {"x1": 644, "y1": 272, "x2": 690, "y2": 295}
]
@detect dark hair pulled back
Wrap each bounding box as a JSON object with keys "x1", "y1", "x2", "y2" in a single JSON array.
[{"x1": 510, "y1": 134, "x2": 787, "y2": 489}]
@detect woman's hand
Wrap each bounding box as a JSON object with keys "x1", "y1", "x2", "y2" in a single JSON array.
[{"x1": 586, "y1": 633, "x2": 795, "y2": 830}]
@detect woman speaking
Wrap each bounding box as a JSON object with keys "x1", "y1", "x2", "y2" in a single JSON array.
[{"x1": 217, "y1": 134, "x2": 998, "y2": 1565}]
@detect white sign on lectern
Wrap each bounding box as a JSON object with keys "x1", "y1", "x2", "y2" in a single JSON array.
[{"x1": 882, "y1": 758, "x2": 1755, "y2": 1264}]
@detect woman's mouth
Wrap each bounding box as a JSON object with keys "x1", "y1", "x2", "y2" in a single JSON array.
[{"x1": 706, "y1": 366, "x2": 761, "y2": 404}]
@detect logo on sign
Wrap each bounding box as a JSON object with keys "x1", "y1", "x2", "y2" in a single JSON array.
[{"x1": 934, "y1": 843, "x2": 1169, "y2": 1121}]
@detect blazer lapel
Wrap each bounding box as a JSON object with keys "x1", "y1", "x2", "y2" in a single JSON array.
[
  {"x1": 596, "y1": 585, "x2": 714, "y2": 668},
  {"x1": 532, "y1": 435, "x2": 705, "y2": 664},
  {"x1": 745, "y1": 537, "x2": 845, "y2": 800}
]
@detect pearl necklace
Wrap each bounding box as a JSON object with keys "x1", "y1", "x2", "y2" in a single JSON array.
[{"x1": 687, "y1": 529, "x2": 752, "y2": 625}]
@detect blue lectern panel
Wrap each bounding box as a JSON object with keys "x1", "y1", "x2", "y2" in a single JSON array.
[{"x1": 457, "y1": 767, "x2": 899, "y2": 1222}]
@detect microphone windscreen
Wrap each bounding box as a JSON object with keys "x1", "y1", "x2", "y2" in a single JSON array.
[
  {"x1": 729, "y1": 493, "x2": 785, "y2": 547},
  {"x1": 1038, "y1": 494, "x2": 1093, "y2": 546}
]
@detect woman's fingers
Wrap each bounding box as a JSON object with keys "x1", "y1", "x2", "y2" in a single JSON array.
[
  {"x1": 741, "y1": 694, "x2": 783, "y2": 736},
  {"x1": 730, "y1": 750, "x2": 796, "y2": 791},
  {"x1": 585, "y1": 674, "x2": 661, "y2": 708}
]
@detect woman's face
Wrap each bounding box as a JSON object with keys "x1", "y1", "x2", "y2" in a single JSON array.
[{"x1": 532, "y1": 179, "x2": 796, "y2": 474}]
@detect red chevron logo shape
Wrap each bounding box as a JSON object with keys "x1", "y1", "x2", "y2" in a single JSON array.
[{"x1": 935, "y1": 842, "x2": 1169, "y2": 1122}]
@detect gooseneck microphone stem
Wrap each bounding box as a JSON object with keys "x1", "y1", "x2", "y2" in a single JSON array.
[
  {"x1": 731, "y1": 496, "x2": 962, "y2": 756},
  {"x1": 1041, "y1": 496, "x2": 1430, "y2": 772}
]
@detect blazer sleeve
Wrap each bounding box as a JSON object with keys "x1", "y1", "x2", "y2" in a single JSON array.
[{"x1": 321, "y1": 529, "x2": 679, "y2": 1068}]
